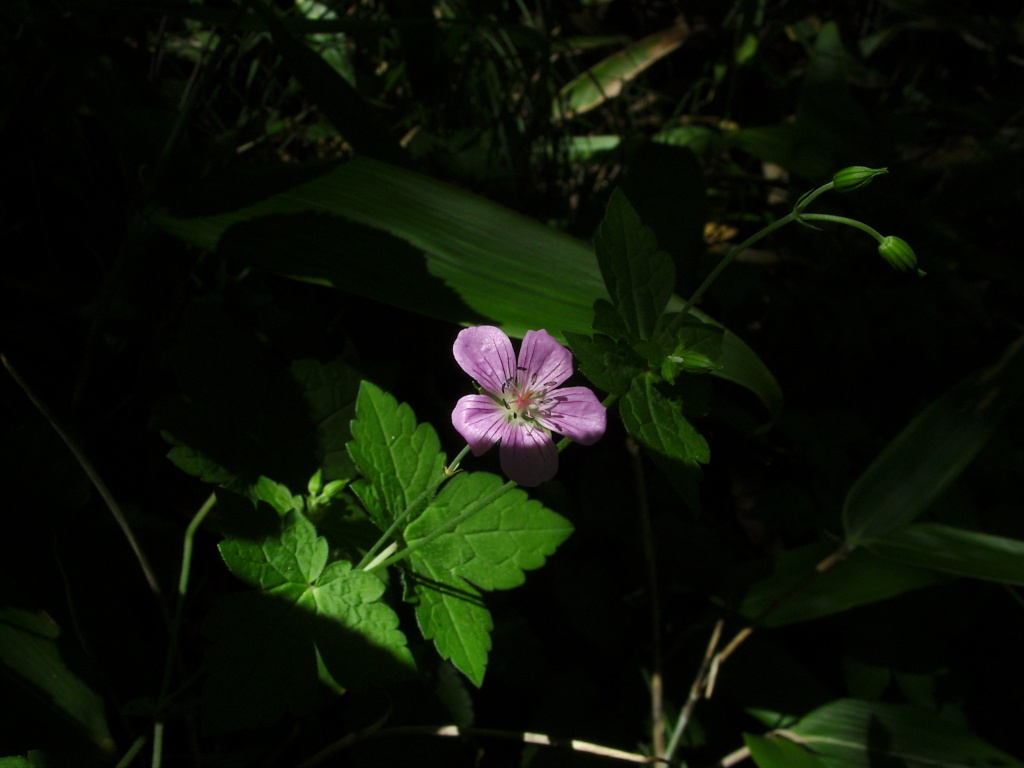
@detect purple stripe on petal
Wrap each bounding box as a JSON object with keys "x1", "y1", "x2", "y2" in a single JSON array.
[
  {"x1": 452, "y1": 395, "x2": 511, "y2": 456},
  {"x1": 499, "y1": 422, "x2": 557, "y2": 487},
  {"x1": 517, "y1": 329, "x2": 574, "y2": 389},
  {"x1": 540, "y1": 386, "x2": 606, "y2": 445},
  {"x1": 453, "y1": 326, "x2": 516, "y2": 395}
]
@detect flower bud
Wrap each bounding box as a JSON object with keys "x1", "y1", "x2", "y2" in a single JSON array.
[
  {"x1": 832, "y1": 166, "x2": 887, "y2": 192},
  {"x1": 878, "y1": 236, "x2": 921, "y2": 273}
]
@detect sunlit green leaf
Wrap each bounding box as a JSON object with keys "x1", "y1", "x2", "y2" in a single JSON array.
[
  {"x1": 152, "y1": 157, "x2": 780, "y2": 421},
  {"x1": 843, "y1": 336, "x2": 1024, "y2": 547},
  {"x1": 785, "y1": 698, "x2": 1024, "y2": 768},
  {"x1": 867, "y1": 522, "x2": 1024, "y2": 586},
  {"x1": 403, "y1": 472, "x2": 572, "y2": 683},
  {"x1": 347, "y1": 381, "x2": 446, "y2": 530},
  {"x1": 406, "y1": 555, "x2": 493, "y2": 688},
  {"x1": 406, "y1": 473, "x2": 574, "y2": 591}
]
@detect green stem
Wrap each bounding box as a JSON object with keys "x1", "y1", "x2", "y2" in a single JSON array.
[
  {"x1": 357, "y1": 445, "x2": 472, "y2": 570},
  {"x1": 153, "y1": 492, "x2": 217, "y2": 768},
  {"x1": 799, "y1": 213, "x2": 884, "y2": 242},
  {"x1": 676, "y1": 211, "x2": 798, "y2": 321}
]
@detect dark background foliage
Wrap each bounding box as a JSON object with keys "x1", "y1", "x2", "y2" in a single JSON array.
[{"x1": 2, "y1": 0, "x2": 1024, "y2": 765}]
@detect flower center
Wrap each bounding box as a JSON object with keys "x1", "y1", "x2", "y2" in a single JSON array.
[{"x1": 499, "y1": 367, "x2": 555, "y2": 422}]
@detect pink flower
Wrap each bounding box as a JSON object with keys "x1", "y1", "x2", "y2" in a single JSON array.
[{"x1": 451, "y1": 326, "x2": 607, "y2": 487}]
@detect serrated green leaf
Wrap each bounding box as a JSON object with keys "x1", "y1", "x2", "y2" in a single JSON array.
[
  {"x1": 347, "y1": 381, "x2": 445, "y2": 530},
  {"x1": 253, "y1": 476, "x2": 303, "y2": 514},
  {"x1": 405, "y1": 472, "x2": 574, "y2": 591},
  {"x1": 744, "y1": 733, "x2": 826, "y2": 768},
  {"x1": 562, "y1": 331, "x2": 644, "y2": 395},
  {"x1": 206, "y1": 509, "x2": 414, "y2": 733},
  {"x1": 739, "y1": 541, "x2": 948, "y2": 627},
  {"x1": 0, "y1": 608, "x2": 114, "y2": 756},
  {"x1": 785, "y1": 698, "x2": 1024, "y2": 768},
  {"x1": 595, "y1": 189, "x2": 675, "y2": 342},
  {"x1": 620, "y1": 373, "x2": 709, "y2": 465},
  {"x1": 218, "y1": 504, "x2": 328, "y2": 590},
  {"x1": 867, "y1": 522, "x2": 1024, "y2": 586},
  {"x1": 407, "y1": 555, "x2": 493, "y2": 687},
  {"x1": 401, "y1": 472, "x2": 572, "y2": 684},
  {"x1": 843, "y1": 336, "x2": 1024, "y2": 547}
]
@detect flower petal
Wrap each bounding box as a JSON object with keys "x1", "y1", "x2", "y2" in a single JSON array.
[
  {"x1": 499, "y1": 422, "x2": 558, "y2": 487},
  {"x1": 517, "y1": 329, "x2": 574, "y2": 390},
  {"x1": 453, "y1": 326, "x2": 516, "y2": 395},
  {"x1": 540, "y1": 386, "x2": 607, "y2": 445},
  {"x1": 452, "y1": 395, "x2": 510, "y2": 456}
]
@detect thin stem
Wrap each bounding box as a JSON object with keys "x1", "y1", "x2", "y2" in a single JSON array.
[
  {"x1": 663, "y1": 619, "x2": 724, "y2": 763},
  {"x1": 152, "y1": 493, "x2": 217, "y2": 768},
  {"x1": 675, "y1": 212, "x2": 797, "y2": 322},
  {"x1": 356, "y1": 445, "x2": 472, "y2": 570},
  {"x1": 116, "y1": 735, "x2": 147, "y2": 768},
  {"x1": 627, "y1": 437, "x2": 664, "y2": 757},
  {"x1": 798, "y1": 213, "x2": 884, "y2": 242},
  {"x1": 1, "y1": 353, "x2": 165, "y2": 608},
  {"x1": 299, "y1": 724, "x2": 664, "y2": 767}
]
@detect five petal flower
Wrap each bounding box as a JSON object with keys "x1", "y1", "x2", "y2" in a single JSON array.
[{"x1": 451, "y1": 326, "x2": 606, "y2": 486}]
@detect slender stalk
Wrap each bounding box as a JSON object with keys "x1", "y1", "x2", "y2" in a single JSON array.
[
  {"x1": 356, "y1": 445, "x2": 471, "y2": 570},
  {"x1": 1, "y1": 353, "x2": 165, "y2": 608},
  {"x1": 299, "y1": 724, "x2": 664, "y2": 767},
  {"x1": 663, "y1": 619, "x2": 724, "y2": 762},
  {"x1": 798, "y1": 213, "x2": 884, "y2": 242},
  {"x1": 153, "y1": 492, "x2": 217, "y2": 768},
  {"x1": 627, "y1": 437, "x2": 664, "y2": 757},
  {"x1": 674, "y1": 212, "x2": 797, "y2": 322}
]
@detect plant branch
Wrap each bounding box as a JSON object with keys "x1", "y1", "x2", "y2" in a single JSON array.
[{"x1": 1, "y1": 353, "x2": 165, "y2": 607}]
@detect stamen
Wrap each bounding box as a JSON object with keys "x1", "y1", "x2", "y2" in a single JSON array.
[
  {"x1": 545, "y1": 381, "x2": 557, "y2": 387},
  {"x1": 531, "y1": 372, "x2": 538, "y2": 385}
]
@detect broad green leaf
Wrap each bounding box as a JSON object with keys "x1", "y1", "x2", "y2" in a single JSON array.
[
  {"x1": 151, "y1": 157, "x2": 780, "y2": 420},
  {"x1": 405, "y1": 472, "x2": 574, "y2": 591},
  {"x1": 0, "y1": 608, "x2": 113, "y2": 755},
  {"x1": 744, "y1": 733, "x2": 826, "y2": 768},
  {"x1": 739, "y1": 541, "x2": 948, "y2": 627},
  {"x1": 595, "y1": 189, "x2": 675, "y2": 342},
  {"x1": 562, "y1": 331, "x2": 644, "y2": 396},
  {"x1": 347, "y1": 381, "x2": 445, "y2": 530},
  {"x1": 252, "y1": 476, "x2": 303, "y2": 515},
  {"x1": 843, "y1": 336, "x2": 1024, "y2": 546},
  {"x1": 206, "y1": 501, "x2": 414, "y2": 733},
  {"x1": 784, "y1": 698, "x2": 1023, "y2": 768},
  {"x1": 0, "y1": 758, "x2": 37, "y2": 767},
  {"x1": 406, "y1": 555, "x2": 493, "y2": 687},
  {"x1": 554, "y1": 24, "x2": 690, "y2": 118},
  {"x1": 867, "y1": 522, "x2": 1024, "y2": 586},
  {"x1": 620, "y1": 373, "x2": 709, "y2": 466},
  {"x1": 402, "y1": 472, "x2": 572, "y2": 684},
  {"x1": 218, "y1": 500, "x2": 328, "y2": 590}
]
